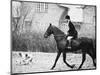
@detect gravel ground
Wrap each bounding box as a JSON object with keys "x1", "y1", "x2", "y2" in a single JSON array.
[{"x1": 12, "y1": 51, "x2": 95, "y2": 74}]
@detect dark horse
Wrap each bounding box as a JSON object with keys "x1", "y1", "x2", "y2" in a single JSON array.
[{"x1": 44, "y1": 23, "x2": 96, "y2": 70}]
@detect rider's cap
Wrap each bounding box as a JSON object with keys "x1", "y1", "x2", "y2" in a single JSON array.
[{"x1": 65, "y1": 15, "x2": 70, "y2": 19}]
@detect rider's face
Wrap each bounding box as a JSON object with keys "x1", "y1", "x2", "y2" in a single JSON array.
[{"x1": 66, "y1": 19, "x2": 69, "y2": 23}]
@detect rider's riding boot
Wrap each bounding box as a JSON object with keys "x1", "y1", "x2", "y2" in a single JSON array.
[{"x1": 67, "y1": 40, "x2": 71, "y2": 49}]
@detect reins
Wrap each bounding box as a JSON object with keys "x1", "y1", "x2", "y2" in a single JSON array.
[{"x1": 54, "y1": 34, "x2": 67, "y2": 38}]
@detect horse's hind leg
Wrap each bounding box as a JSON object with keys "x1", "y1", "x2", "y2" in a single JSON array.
[
  {"x1": 88, "y1": 52, "x2": 96, "y2": 67},
  {"x1": 51, "y1": 51, "x2": 61, "y2": 70},
  {"x1": 63, "y1": 52, "x2": 75, "y2": 68},
  {"x1": 78, "y1": 53, "x2": 86, "y2": 69}
]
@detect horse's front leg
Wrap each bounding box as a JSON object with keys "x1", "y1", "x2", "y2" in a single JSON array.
[
  {"x1": 51, "y1": 51, "x2": 61, "y2": 70},
  {"x1": 63, "y1": 52, "x2": 75, "y2": 68}
]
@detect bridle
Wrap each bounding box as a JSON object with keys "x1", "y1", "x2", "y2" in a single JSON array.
[{"x1": 54, "y1": 34, "x2": 67, "y2": 38}]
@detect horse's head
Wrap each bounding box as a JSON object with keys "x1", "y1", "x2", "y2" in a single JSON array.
[{"x1": 44, "y1": 23, "x2": 53, "y2": 38}]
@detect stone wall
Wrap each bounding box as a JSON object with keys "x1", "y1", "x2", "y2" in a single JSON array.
[{"x1": 79, "y1": 6, "x2": 96, "y2": 38}]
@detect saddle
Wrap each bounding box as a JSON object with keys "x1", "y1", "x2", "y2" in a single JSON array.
[{"x1": 66, "y1": 38, "x2": 80, "y2": 49}]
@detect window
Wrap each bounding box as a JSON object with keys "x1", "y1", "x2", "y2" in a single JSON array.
[
  {"x1": 24, "y1": 20, "x2": 32, "y2": 32},
  {"x1": 36, "y1": 2, "x2": 48, "y2": 13}
]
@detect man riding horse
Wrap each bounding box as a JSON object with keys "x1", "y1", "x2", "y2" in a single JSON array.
[
  {"x1": 44, "y1": 23, "x2": 96, "y2": 70},
  {"x1": 65, "y1": 15, "x2": 78, "y2": 49}
]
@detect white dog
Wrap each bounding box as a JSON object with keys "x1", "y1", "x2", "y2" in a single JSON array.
[{"x1": 16, "y1": 53, "x2": 33, "y2": 65}]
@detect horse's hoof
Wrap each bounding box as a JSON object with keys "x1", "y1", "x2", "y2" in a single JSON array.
[
  {"x1": 50, "y1": 67, "x2": 54, "y2": 70},
  {"x1": 71, "y1": 64, "x2": 75, "y2": 68},
  {"x1": 77, "y1": 67, "x2": 81, "y2": 70},
  {"x1": 50, "y1": 68, "x2": 53, "y2": 70},
  {"x1": 77, "y1": 68, "x2": 80, "y2": 70}
]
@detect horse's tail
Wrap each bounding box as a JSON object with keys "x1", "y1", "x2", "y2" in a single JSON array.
[
  {"x1": 88, "y1": 38, "x2": 96, "y2": 59},
  {"x1": 90, "y1": 38, "x2": 96, "y2": 67},
  {"x1": 92, "y1": 39, "x2": 96, "y2": 59}
]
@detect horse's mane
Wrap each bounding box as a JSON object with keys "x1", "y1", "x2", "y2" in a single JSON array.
[{"x1": 52, "y1": 25, "x2": 66, "y2": 35}]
